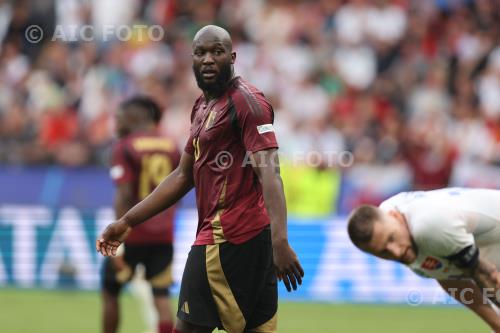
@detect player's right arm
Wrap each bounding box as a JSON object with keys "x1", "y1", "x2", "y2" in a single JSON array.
[
  {"x1": 109, "y1": 182, "x2": 135, "y2": 269},
  {"x1": 439, "y1": 279, "x2": 500, "y2": 331},
  {"x1": 96, "y1": 152, "x2": 195, "y2": 256}
]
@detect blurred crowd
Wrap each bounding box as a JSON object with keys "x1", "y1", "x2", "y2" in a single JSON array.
[{"x1": 0, "y1": 0, "x2": 499, "y2": 190}]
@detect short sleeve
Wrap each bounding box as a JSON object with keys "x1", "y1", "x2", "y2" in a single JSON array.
[
  {"x1": 110, "y1": 142, "x2": 135, "y2": 185},
  {"x1": 411, "y1": 203, "x2": 475, "y2": 258},
  {"x1": 234, "y1": 92, "x2": 278, "y2": 153}
]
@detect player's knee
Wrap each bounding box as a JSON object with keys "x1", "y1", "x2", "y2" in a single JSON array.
[
  {"x1": 101, "y1": 292, "x2": 119, "y2": 318},
  {"x1": 102, "y1": 289, "x2": 119, "y2": 303}
]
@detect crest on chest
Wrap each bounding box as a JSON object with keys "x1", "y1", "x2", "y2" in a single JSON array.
[{"x1": 420, "y1": 256, "x2": 443, "y2": 270}]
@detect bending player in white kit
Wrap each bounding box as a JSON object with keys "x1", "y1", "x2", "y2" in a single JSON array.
[{"x1": 347, "y1": 188, "x2": 500, "y2": 331}]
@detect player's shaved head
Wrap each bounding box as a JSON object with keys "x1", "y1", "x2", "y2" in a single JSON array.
[
  {"x1": 193, "y1": 25, "x2": 232, "y2": 51},
  {"x1": 191, "y1": 25, "x2": 236, "y2": 99}
]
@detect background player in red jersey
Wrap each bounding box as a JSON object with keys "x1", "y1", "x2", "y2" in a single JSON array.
[
  {"x1": 97, "y1": 25, "x2": 304, "y2": 333},
  {"x1": 101, "y1": 97, "x2": 181, "y2": 333}
]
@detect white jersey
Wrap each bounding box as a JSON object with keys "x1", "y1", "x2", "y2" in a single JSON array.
[{"x1": 380, "y1": 188, "x2": 500, "y2": 280}]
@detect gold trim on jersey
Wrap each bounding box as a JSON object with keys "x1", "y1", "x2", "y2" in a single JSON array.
[
  {"x1": 206, "y1": 244, "x2": 246, "y2": 333},
  {"x1": 205, "y1": 110, "x2": 217, "y2": 130}
]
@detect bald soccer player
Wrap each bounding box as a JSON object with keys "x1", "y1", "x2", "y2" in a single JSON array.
[
  {"x1": 96, "y1": 25, "x2": 304, "y2": 333},
  {"x1": 348, "y1": 188, "x2": 500, "y2": 332}
]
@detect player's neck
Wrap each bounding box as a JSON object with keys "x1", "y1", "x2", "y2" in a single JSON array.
[{"x1": 402, "y1": 216, "x2": 419, "y2": 262}]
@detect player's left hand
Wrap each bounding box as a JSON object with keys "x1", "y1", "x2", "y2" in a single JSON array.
[
  {"x1": 273, "y1": 240, "x2": 304, "y2": 292},
  {"x1": 96, "y1": 220, "x2": 131, "y2": 257}
]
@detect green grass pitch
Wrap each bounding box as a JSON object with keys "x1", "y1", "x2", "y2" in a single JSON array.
[{"x1": 0, "y1": 289, "x2": 490, "y2": 332}]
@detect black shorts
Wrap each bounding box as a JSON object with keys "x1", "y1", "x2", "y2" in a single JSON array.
[
  {"x1": 101, "y1": 243, "x2": 173, "y2": 296},
  {"x1": 177, "y1": 227, "x2": 277, "y2": 333}
]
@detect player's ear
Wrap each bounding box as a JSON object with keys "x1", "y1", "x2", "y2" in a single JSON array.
[
  {"x1": 388, "y1": 210, "x2": 404, "y2": 224},
  {"x1": 387, "y1": 210, "x2": 399, "y2": 221},
  {"x1": 231, "y1": 51, "x2": 236, "y2": 64}
]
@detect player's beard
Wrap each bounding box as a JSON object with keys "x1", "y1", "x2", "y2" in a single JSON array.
[{"x1": 193, "y1": 61, "x2": 233, "y2": 97}]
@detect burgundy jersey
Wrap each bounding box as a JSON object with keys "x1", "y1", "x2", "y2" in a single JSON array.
[
  {"x1": 185, "y1": 77, "x2": 279, "y2": 245},
  {"x1": 110, "y1": 131, "x2": 181, "y2": 244}
]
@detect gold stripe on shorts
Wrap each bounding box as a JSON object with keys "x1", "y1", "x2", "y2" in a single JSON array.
[
  {"x1": 206, "y1": 244, "x2": 246, "y2": 333},
  {"x1": 115, "y1": 264, "x2": 133, "y2": 283},
  {"x1": 149, "y1": 263, "x2": 173, "y2": 288},
  {"x1": 248, "y1": 312, "x2": 277, "y2": 333}
]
